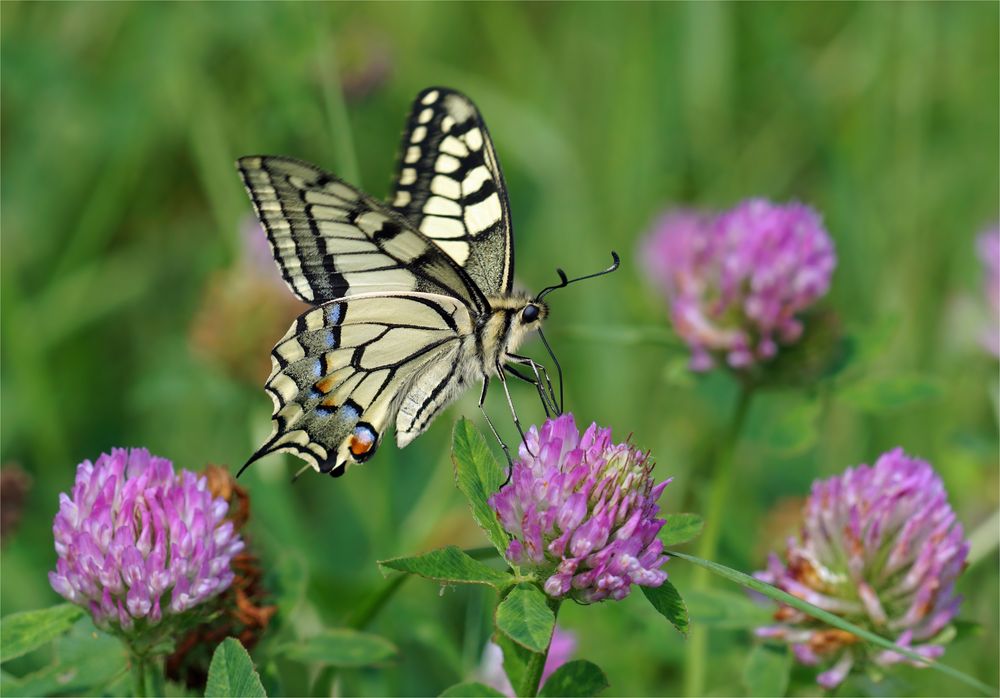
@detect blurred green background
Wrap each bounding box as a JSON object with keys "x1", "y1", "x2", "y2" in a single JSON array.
[{"x1": 2, "y1": 2, "x2": 997, "y2": 696}]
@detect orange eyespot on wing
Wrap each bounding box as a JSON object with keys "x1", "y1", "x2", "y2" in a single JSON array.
[
  {"x1": 348, "y1": 424, "x2": 378, "y2": 462},
  {"x1": 349, "y1": 436, "x2": 371, "y2": 456}
]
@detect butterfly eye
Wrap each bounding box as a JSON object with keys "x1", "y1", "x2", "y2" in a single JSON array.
[{"x1": 521, "y1": 304, "x2": 540, "y2": 323}]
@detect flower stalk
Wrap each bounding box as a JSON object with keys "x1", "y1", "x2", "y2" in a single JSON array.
[
  {"x1": 130, "y1": 651, "x2": 165, "y2": 698},
  {"x1": 131, "y1": 654, "x2": 146, "y2": 698},
  {"x1": 685, "y1": 381, "x2": 756, "y2": 697}
]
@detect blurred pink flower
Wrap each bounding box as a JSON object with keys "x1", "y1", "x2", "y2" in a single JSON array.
[
  {"x1": 641, "y1": 200, "x2": 836, "y2": 371},
  {"x1": 977, "y1": 226, "x2": 1000, "y2": 357}
]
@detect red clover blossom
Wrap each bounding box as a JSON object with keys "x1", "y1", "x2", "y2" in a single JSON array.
[
  {"x1": 641, "y1": 199, "x2": 836, "y2": 371},
  {"x1": 488, "y1": 414, "x2": 669, "y2": 603},
  {"x1": 49, "y1": 449, "x2": 244, "y2": 637},
  {"x1": 755, "y1": 448, "x2": 968, "y2": 689}
]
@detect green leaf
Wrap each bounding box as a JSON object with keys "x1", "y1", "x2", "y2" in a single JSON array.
[
  {"x1": 538, "y1": 660, "x2": 610, "y2": 697},
  {"x1": 743, "y1": 644, "x2": 791, "y2": 697},
  {"x1": 641, "y1": 580, "x2": 689, "y2": 636},
  {"x1": 659, "y1": 513, "x2": 704, "y2": 546},
  {"x1": 839, "y1": 374, "x2": 943, "y2": 413},
  {"x1": 276, "y1": 629, "x2": 397, "y2": 668},
  {"x1": 684, "y1": 588, "x2": 772, "y2": 629},
  {"x1": 452, "y1": 419, "x2": 511, "y2": 555},
  {"x1": 764, "y1": 398, "x2": 821, "y2": 455},
  {"x1": 495, "y1": 584, "x2": 555, "y2": 653},
  {"x1": 668, "y1": 550, "x2": 996, "y2": 696},
  {"x1": 0, "y1": 604, "x2": 83, "y2": 663},
  {"x1": 379, "y1": 546, "x2": 513, "y2": 589},
  {"x1": 3, "y1": 616, "x2": 128, "y2": 696},
  {"x1": 440, "y1": 681, "x2": 507, "y2": 697},
  {"x1": 205, "y1": 637, "x2": 266, "y2": 697}
]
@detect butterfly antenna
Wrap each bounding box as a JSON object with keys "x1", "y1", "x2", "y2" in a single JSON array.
[
  {"x1": 537, "y1": 328, "x2": 564, "y2": 415},
  {"x1": 535, "y1": 251, "x2": 621, "y2": 301}
]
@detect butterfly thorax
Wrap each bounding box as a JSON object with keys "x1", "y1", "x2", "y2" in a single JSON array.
[{"x1": 477, "y1": 294, "x2": 549, "y2": 373}]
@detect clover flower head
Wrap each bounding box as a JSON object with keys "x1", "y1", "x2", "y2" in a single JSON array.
[
  {"x1": 755, "y1": 448, "x2": 968, "y2": 689},
  {"x1": 488, "y1": 414, "x2": 669, "y2": 603},
  {"x1": 642, "y1": 199, "x2": 836, "y2": 371},
  {"x1": 977, "y1": 226, "x2": 1000, "y2": 357},
  {"x1": 49, "y1": 449, "x2": 244, "y2": 636}
]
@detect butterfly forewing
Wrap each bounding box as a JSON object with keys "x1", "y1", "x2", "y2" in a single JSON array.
[
  {"x1": 389, "y1": 87, "x2": 513, "y2": 296},
  {"x1": 249, "y1": 292, "x2": 475, "y2": 474},
  {"x1": 238, "y1": 155, "x2": 488, "y2": 312}
]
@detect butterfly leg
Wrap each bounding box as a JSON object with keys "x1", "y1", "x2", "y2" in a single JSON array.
[
  {"x1": 479, "y1": 377, "x2": 513, "y2": 468},
  {"x1": 508, "y1": 354, "x2": 560, "y2": 416},
  {"x1": 508, "y1": 354, "x2": 556, "y2": 411},
  {"x1": 494, "y1": 360, "x2": 534, "y2": 457},
  {"x1": 504, "y1": 364, "x2": 554, "y2": 418}
]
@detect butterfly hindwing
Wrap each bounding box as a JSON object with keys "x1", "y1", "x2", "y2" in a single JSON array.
[
  {"x1": 237, "y1": 155, "x2": 488, "y2": 312},
  {"x1": 389, "y1": 87, "x2": 513, "y2": 296},
  {"x1": 248, "y1": 292, "x2": 476, "y2": 475}
]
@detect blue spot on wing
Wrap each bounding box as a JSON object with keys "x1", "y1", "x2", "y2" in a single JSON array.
[
  {"x1": 313, "y1": 359, "x2": 323, "y2": 377},
  {"x1": 327, "y1": 303, "x2": 342, "y2": 325},
  {"x1": 340, "y1": 401, "x2": 360, "y2": 421},
  {"x1": 325, "y1": 330, "x2": 336, "y2": 348}
]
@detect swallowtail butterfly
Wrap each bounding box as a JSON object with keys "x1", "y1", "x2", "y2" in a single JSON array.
[{"x1": 237, "y1": 87, "x2": 617, "y2": 478}]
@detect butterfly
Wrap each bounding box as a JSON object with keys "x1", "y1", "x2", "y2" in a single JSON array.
[{"x1": 237, "y1": 87, "x2": 618, "y2": 478}]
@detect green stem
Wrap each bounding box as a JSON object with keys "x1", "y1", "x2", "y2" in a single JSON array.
[
  {"x1": 684, "y1": 381, "x2": 755, "y2": 697},
  {"x1": 129, "y1": 649, "x2": 166, "y2": 698},
  {"x1": 130, "y1": 653, "x2": 147, "y2": 698},
  {"x1": 517, "y1": 599, "x2": 562, "y2": 698},
  {"x1": 145, "y1": 656, "x2": 165, "y2": 697}
]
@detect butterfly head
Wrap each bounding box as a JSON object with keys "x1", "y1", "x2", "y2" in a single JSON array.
[
  {"x1": 519, "y1": 300, "x2": 548, "y2": 327},
  {"x1": 485, "y1": 294, "x2": 549, "y2": 360}
]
